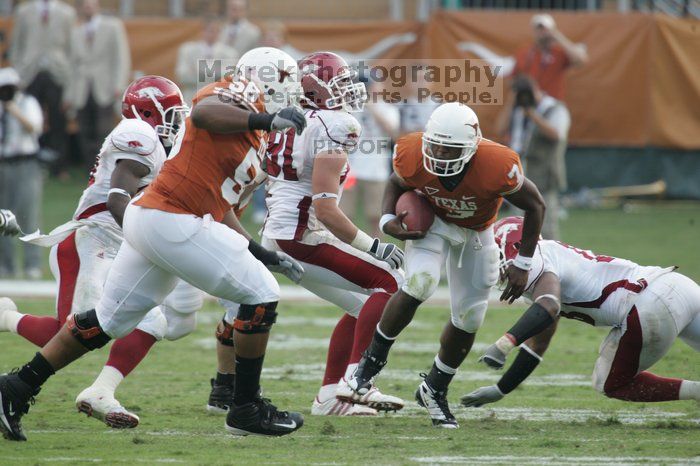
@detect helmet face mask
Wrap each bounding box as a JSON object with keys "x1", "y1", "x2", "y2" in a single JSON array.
[
  {"x1": 421, "y1": 134, "x2": 477, "y2": 177},
  {"x1": 156, "y1": 105, "x2": 189, "y2": 146},
  {"x1": 324, "y1": 68, "x2": 367, "y2": 112}
]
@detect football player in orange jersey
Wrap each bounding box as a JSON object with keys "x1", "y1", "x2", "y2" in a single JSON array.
[
  {"x1": 346, "y1": 102, "x2": 546, "y2": 428},
  {"x1": 0, "y1": 47, "x2": 310, "y2": 441}
]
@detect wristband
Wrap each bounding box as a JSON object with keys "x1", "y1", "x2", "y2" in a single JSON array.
[
  {"x1": 379, "y1": 214, "x2": 397, "y2": 234},
  {"x1": 248, "y1": 112, "x2": 275, "y2": 131},
  {"x1": 512, "y1": 253, "x2": 533, "y2": 271},
  {"x1": 350, "y1": 229, "x2": 374, "y2": 252},
  {"x1": 108, "y1": 188, "x2": 132, "y2": 200}
]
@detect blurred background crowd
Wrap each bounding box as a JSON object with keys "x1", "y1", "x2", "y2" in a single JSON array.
[{"x1": 0, "y1": 0, "x2": 698, "y2": 279}]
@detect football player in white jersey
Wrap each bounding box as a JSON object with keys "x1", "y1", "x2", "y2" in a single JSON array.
[
  {"x1": 462, "y1": 216, "x2": 700, "y2": 407},
  {"x1": 0, "y1": 76, "x2": 204, "y2": 429},
  {"x1": 261, "y1": 51, "x2": 405, "y2": 415}
]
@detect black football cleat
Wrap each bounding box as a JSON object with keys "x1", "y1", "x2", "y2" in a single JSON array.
[
  {"x1": 207, "y1": 378, "x2": 235, "y2": 414},
  {"x1": 415, "y1": 374, "x2": 459, "y2": 429},
  {"x1": 225, "y1": 397, "x2": 303, "y2": 437},
  {"x1": 0, "y1": 370, "x2": 38, "y2": 441}
]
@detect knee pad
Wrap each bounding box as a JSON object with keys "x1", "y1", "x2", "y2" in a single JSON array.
[
  {"x1": 450, "y1": 300, "x2": 488, "y2": 333},
  {"x1": 67, "y1": 310, "x2": 111, "y2": 350},
  {"x1": 233, "y1": 302, "x2": 278, "y2": 334},
  {"x1": 216, "y1": 315, "x2": 235, "y2": 346},
  {"x1": 402, "y1": 270, "x2": 440, "y2": 302},
  {"x1": 135, "y1": 308, "x2": 168, "y2": 341},
  {"x1": 163, "y1": 307, "x2": 198, "y2": 341}
]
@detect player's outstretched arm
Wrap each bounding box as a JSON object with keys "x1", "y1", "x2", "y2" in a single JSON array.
[
  {"x1": 312, "y1": 151, "x2": 403, "y2": 269},
  {"x1": 108, "y1": 159, "x2": 150, "y2": 228},
  {"x1": 480, "y1": 272, "x2": 561, "y2": 369},
  {"x1": 380, "y1": 173, "x2": 426, "y2": 241},
  {"x1": 462, "y1": 319, "x2": 558, "y2": 408},
  {"x1": 222, "y1": 209, "x2": 304, "y2": 283},
  {"x1": 501, "y1": 178, "x2": 546, "y2": 303},
  {"x1": 191, "y1": 95, "x2": 306, "y2": 135}
]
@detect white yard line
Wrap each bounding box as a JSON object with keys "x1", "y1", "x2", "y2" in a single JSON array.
[{"x1": 409, "y1": 456, "x2": 700, "y2": 465}]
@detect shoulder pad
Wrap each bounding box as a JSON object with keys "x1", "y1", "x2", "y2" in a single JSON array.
[
  {"x1": 316, "y1": 111, "x2": 362, "y2": 149},
  {"x1": 110, "y1": 119, "x2": 158, "y2": 156}
]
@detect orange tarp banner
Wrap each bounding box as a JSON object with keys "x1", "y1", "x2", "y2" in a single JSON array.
[{"x1": 0, "y1": 13, "x2": 698, "y2": 149}]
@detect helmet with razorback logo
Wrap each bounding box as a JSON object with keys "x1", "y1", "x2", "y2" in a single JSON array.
[
  {"x1": 298, "y1": 51, "x2": 367, "y2": 113},
  {"x1": 493, "y1": 216, "x2": 525, "y2": 279},
  {"x1": 121, "y1": 75, "x2": 188, "y2": 146}
]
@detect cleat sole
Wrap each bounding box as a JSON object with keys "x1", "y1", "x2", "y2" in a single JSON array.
[{"x1": 77, "y1": 401, "x2": 139, "y2": 429}]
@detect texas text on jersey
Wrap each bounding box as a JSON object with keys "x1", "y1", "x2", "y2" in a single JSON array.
[
  {"x1": 135, "y1": 75, "x2": 268, "y2": 222},
  {"x1": 263, "y1": 108, "x2": 360, "y2": 240},
  {"x1": 393, "y1": 132, "x2": 524, "y2": 231}
]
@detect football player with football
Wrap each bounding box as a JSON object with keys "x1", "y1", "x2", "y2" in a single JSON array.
[
  {"x1": 261, "y1": 51, "x2": 405, "y2": 416},
  {"x1": 462, "y1": 216, "x2": 700, "y2": 407},
  {"x1": 0, "y1": 75, "x2": 205, "y2": 428},
  {"x1": 346, "y1": 102, "x2": 546, "y2": 428},
  {"x1": 0, "y1": 47, "x2": 308, "y2": 441}
]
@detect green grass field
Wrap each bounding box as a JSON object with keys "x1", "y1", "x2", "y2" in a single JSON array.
[{"x1": 1, "y1": 174, "x2": 699, "y2": 464}]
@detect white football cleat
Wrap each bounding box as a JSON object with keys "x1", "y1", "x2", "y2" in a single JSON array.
[
  {"x1": 335, "y1": 377, "x2": 404, "y2": 412},
  {"x1": 75, "y1": 386, "x2": 139, "y2": 429},
  {"x1": 311, "y1": 396, "x2": 377, "y2": 416},
  {"x1": 0, "y1": 297, "x2": 18, "y2": 332}
]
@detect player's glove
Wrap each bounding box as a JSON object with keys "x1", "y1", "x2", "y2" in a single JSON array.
[
  {"x1": 0, "y1": 209, "x2": 22, "y2": 237},
  {"x1": 248, "y1": 240, "x2": 305, "y2": 283},
  {"x1": 478, "y1": 342, "x2": 508, "y2": 370},
  {"x1": 271, "y1": 106, "x2": 307, "y2": 134},
  {"x1": 368, "y1": 238, "x2": 404, "y2": 269},
  {"x1": 461, "y1": 385, "x2": 504, "y2": 408}
]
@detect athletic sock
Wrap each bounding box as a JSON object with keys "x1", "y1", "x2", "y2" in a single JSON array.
[
  {"x1": 355, "y1": 326, "x2": 395, "y2": 380},
  {"x1": 322, "y1": 314, "x2": 355, "y2": 386},
  {"x1": 105, "y1": 329, "x2": 157, "y2": 377},
  {"x1": 606, "y1": 371, "x2": 682, "y2": 402},
  {"x1": 234, "y1": 354, "x2": 265, "y2": 405},
  {"x1": 679, "y1": 380, "x2": 700, "y2": 401},
  {"x1": 16, "y1": 315, "x2": 61, "y2": 347},
  {"x1": 349, "y1": 292, "x2": 390, "y2": 365},
  {"x1": 425, "y1": 356, "x2": 457, "y2": 391},
  {"x1": 91, "y1": 366, "x2": 124, "y2": 394},
  {"x1": 2, "y1": 309, "x2": 24, "y2": 334},
  {"x1": 17, "y1": 352, "x2": 55, "y2": 391},
  {"x1": 215, "y1": 372, "x2": 235, "y2": 386}
]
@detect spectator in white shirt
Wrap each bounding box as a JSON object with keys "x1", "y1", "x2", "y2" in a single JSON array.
[
  {"x1": 0, "y1": 68, "x2": 44, "y2": 279},
  {"x1": 219, "y1": 0, "x2": 261, "y2": 55},
  {"x1": 176, "y1": 18, "x2": 238, "y2": 104}
]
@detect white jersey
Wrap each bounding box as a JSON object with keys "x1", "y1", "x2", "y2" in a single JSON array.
[
  {"x1": 74, "y1": 119, "x2": 167, "y2": 230},
  {"x1": 263, "y1": 108, "x2": 362, "y2": 240},
  {"x1": 525, "y1": 240, "x2": 671, "y2": 327},
  {"x1": 229, "y1": 146, "x2": 267, "y2": 216}
]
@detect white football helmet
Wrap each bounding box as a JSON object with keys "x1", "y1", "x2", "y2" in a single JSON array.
[
  {"x1": 235, "y1": 47, "x2": 302, "y2": 113},
  {"x1": 421, "y1": 102, "x2": 482, "y2": 177}
]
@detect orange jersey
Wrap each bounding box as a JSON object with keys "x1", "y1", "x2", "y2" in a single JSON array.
[
  {"x1": 393, "y1": 132, "x2": 523, "y2": 231},
  {"x1": 135, "y1": 76, "x2": 267, "y2": 222}
]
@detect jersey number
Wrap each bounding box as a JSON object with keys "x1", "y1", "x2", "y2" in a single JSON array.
[
  {"x1": 264, "y1": 131, "x2": 298, "y2": 181},
  {"x1": 556, "y1": 241, "x2": 614, "y2": 263},
  {"x1": 221, "y1": 147, "x2": 258, "y2": 207},
  {"x1": 507, "y1": 164, "x2": 524, "y2": 187}
]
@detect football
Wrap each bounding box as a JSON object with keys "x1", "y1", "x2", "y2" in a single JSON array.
[{"x1": 395, "y1": 190, "x2": 435, "y2": 232}]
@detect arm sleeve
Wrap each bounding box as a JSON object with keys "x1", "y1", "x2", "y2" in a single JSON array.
[{"x1": 391, "y1": 134, "x2": 421, "y2": 188}]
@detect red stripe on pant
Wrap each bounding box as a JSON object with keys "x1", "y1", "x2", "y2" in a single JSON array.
[
  {"x1": 603, "y1": 306, "x2": 681, "y2": 402},
  {"x1": 17, "y1": 232, "x2": 81, "y2": 347},
  {"x1": 276, "y1": 240, "x2": 399, "y2": 293}
]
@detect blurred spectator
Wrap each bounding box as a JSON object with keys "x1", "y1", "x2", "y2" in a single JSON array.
[
  {"x1": 176, "y1": 18, "x2": 238, "y2": 104},
  {"x1": 0, "y1": 68, "x2": 44, "y2": 279},
  {"x1": 342, "y1": 81, "x2": 400, "y2": 237},
  {"x1": 398, "y1": 71, "x2": 440, "y2": 135},
  {"x1": 509, "y1": 76, "x2": 570, "y2": 240},
  {"x1": 9, "y1": 0, "x2": 76, "y2": 177},
  {"x1": 65, "y1": 0, "x2": 130, "y2": 171},
  {"x1": 512, "y1": 14, "x2": 588, "y2": 100},
  {"x1": 219, "y1": 0, "x2": 261, "y2": 55}
]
